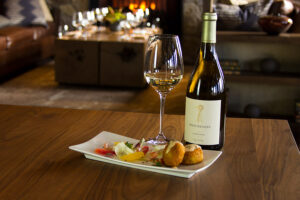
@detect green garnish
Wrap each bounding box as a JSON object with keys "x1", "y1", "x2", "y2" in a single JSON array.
[
  {"x1": 155, "y1": 161, "x2": 162, "y2": 166},
  {"x1": 125, "y1": 141, "x2": 133, "y2": 149}
]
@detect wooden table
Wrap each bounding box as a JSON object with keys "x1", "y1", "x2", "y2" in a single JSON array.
[{"x1": 0, "y1": 105, "x2": 299, "y2": 200}]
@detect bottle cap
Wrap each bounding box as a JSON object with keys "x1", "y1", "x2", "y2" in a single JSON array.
[
  {"x1": 202, "y1": 12, "x2": 217, "y2": 21},
  {"x1": 201, "y1": 12, "x2": 217, "y2": 43}
]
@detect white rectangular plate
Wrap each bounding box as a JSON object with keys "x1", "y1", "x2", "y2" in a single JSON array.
[{"x1": 69, "y1": 131, "x2": 222, "y2": 178}]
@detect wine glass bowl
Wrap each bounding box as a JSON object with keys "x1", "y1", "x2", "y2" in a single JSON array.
[
  {"x1": 94, "y1": 8, "x2": 104, "y2": 28},
  {"x1": 94, "y1": 7, "x2": 109, "y2": 30},
  {"x1": 72, "y1": 12, "x2": 83, "y2": 31},
  {"x1": 128, "y1": 11, "x2": 143, "y2": 29},
  {"x1": 144, "y1": 34, "x2": 184, "y2": 144},
  {"x1": 79, "y1": 11, "x2": 96, "y2": 37},
  {"x1": 144, "y1": 72, "x2": 182, "y2": 94}
]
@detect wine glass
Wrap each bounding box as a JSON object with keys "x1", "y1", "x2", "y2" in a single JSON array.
[
  {"x1": 94, "y1": 8, "x2": 108, "y2": 31},
  {"x1": 130, "y1": 9, "x2": 143, "y2": 29},
  {"x1": 120, "y1": 14, "x2": 132, "y2": 40},
  {"x1": 72, "y1": 12, "x2": 83, "y2": 31},
  {"x1": 81, "y1": 11, "x2": 95, "y2": 37},
  {"x1": 144, "y1": 34, "x2": 184, "y2": 144},
  {"x1": 94, "y1": 8, "x2": 103, "y2": 28},
  {"x1": 84, "y1": 11, "x2": 96, "y2": 27},
  {"x1": 142, "y1": 8, "x2": 150, "y2": 28}
]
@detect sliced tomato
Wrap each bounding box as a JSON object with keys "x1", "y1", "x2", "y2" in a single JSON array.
[
  {"x1": 95, "y1": 148, "x2": 116, "y2": 156},
  {"x1": 141, "y1": 146, "x2": 149, "y2": 154}
]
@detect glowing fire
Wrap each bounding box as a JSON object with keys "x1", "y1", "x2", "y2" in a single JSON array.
[
  {"x1": 129, "y1": 3, "x2": 138, "y2": 11},
  {"x1": 129, "y1": 1, "x2": 156, "y2": 12},
  {"x1": 150, "y1": 2, "x2": 156, "y2": 10},
  {"x1": 140, "y1": 1, "x2": 146, "y2": 11}
]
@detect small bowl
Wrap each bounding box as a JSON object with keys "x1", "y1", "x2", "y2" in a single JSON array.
[{"x1": 258, "y1": 15, "x2": 293, "y2": 35}]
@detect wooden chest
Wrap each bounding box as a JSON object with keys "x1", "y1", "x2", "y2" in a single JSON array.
[{"x1": 55, "y1": 36, "x2": 147, "y2": 87}]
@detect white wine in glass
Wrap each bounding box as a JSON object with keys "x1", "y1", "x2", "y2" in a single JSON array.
[{"x1": 144, "y1": 34, "x2": 184, "y2": 144}]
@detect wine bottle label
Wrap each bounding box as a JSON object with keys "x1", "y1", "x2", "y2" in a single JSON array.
[{"x1": 185, "y1": 97, "x2": 221, "y2": 145}]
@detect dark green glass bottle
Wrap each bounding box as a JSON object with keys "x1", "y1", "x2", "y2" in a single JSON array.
[{"x1": 185, "y1": 12, "x2": 226, "y2": 151}]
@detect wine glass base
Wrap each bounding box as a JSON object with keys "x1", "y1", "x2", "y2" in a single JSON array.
[
  {"x1": 146, "y1": 134, "x2": 169, "y2": 145},
  {"x1": 146, "y1": 139, "x2": 168, "y2": 145}
]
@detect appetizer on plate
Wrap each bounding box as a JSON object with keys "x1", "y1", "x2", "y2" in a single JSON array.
[
  {"x1": 163, "y1": 141, "x2": 185, "y2": 167},
  {"x1": 182, "y1": 144, "x2": 204, "y2": 165},
  {"x1": 94, "y1": 139, "x2": 204, "y2": 167}
]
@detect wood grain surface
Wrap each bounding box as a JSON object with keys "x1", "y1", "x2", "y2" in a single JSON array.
[{"x1": 0, "y1": 105, "x2": 299, "y2": 200}]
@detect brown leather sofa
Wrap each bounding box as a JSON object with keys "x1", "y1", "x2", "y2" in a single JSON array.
[{"x1": 0, "y1": 13, "x2": 55, "y2": 81}]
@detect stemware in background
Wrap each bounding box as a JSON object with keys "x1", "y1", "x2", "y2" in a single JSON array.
[
  {"x1": 130, "y1": 9, "x2": 143, "y2": 29},
  {"x1": 144, "y1": 34, "x2": 184, "y2": 144},
  {"x1": 142, "y1": 8, "x2": 150, "y2": 28},
  {"x1": 101, "y1": 7, "x2": 109, "y2": 16},
  {"x1": 152, "y1": 17, "x2": 161, "y2": 29},
  {"x1": 120, "y1": 13, "x2": 133, "y2": 40},
  {"x1": 81, "y1": 11, "x2": 95, "y2": 37},
  {"x1": 94, "y1": 8, "x2": 104, "y2": 29},
  {"x1": 86, "y1": 11, "x2": 96, "y2": 26},
  {"x1": 72, "y1": 11, "x2": 83, "y2": 31},
  {"x1": 58, "y1": 24, "x2": 69, "y2": 38},
  {"x1": 94, "y1": 7, "x2": 109, "y2": 31}
]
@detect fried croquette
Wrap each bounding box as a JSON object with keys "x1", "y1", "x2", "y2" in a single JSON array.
[
  {"x1": 182, "y1": 144, "x2": 203, "y2": 165},
  {"x1": 163, "y1": 141, "x2": 185, "y2": 167}
]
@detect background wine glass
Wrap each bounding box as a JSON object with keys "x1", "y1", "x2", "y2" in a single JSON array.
[
  {"x1": 94, "y1": 8, "x2": 104, "y2": 29},
  {"x1": 72, "y1": 12, "x2": 83, "y2": 31},
  {"x1": 144, "y1": 34, "x2": 184, "y2": 144},
  {"x1": 129, "y1": 10, "x2": 143, "y2": 29},
  {"x1": 120, "y1": 14, "x2": 132, "y2": 40},
  {"x1": 94, "y1": 8, "x2": 108, "y2": 31},
  {"x1": 142, "y1": 8, "x2": 150, "y2": 28},
  {"x1": 81, "y1": 11, "x2": 95, "y2": 37}
]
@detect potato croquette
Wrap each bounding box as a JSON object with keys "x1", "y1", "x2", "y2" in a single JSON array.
[
  {"x1": 163, "y1": 141, "x2": 185, "y2": 167},
  {"x1": 182, "y1": 144, "x2": 203, "y2": 165}
]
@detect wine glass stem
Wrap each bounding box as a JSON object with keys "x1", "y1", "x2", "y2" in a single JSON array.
[{"x1": 158, "y1": 93, "x2": 167, "y2": 140}]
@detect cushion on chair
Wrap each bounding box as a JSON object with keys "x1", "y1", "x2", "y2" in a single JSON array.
[
  {"x1": 3, "y1": 0, "x2": 47, "y2": 27},
  {"x1": 215, "y1": 4, "x2": 242, "y2": 30},
  {"x1": 39, "y1": 0, "x2": 53, "y2": 22},
  {"x1": 215, "y1": 0, "x2": 273, "y2": 31}
]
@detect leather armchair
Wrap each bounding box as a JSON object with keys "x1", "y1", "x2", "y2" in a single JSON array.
[{"x1": 0, "y1": 22, "x2": 55, "y2": 81}]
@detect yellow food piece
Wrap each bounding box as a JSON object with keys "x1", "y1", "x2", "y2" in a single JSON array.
[
  {"x1": 120, "y1": 152, "x2": 144, "y2": 162},
  {"x1": 163, "y1": 142, "x2": 185, "y2": 167}
]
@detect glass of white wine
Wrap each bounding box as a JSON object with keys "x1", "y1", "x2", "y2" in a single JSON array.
[{"x1": 144, "y1": 34, "x2": 184, "y2": 144}]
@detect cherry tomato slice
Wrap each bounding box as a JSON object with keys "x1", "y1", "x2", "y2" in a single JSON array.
[
  {"x1": 95, "y1": 148, "x2": 116, "y2": 156},
  {"x1": 142, "y1": 146, "x2": 149, "y2": 154}
]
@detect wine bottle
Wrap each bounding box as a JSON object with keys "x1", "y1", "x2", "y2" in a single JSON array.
[{"x1": 184, "y1": 12, "x2": 226, "y2": 151}]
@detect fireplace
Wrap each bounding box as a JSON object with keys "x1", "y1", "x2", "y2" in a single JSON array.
[
  {"x1": 89, "y1": 0, "x2": 182, "y2": 35},
  {"x1": 110, "y1": 0, "x2": 166, "y2": 11}
]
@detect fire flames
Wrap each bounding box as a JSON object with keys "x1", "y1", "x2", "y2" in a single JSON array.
[
  {"x1": 150, "y1": 2, "x2": 156, "y2": 10},
  {"x1": 127, "y1": 1, "x2": 156, "y2": 12}
]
